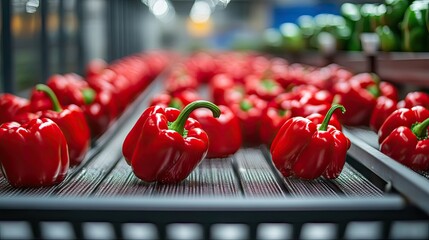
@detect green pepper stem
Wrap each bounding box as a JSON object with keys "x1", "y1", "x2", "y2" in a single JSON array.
[
  {"x1": 240, "y1": 99, "x2": 253, "y2": 112},
  {"x1": 318, "y1": 104, "x2": 346, "y2": 131},
  {"x1": 412, "y1": 118, "x2": 429, "y2": 140},
  {"x1": 82, "y1": 88, "x2": 96, "y2": 105},
  {"x1": 169, "y1": 98, "x2": 184, "y2": 110},
  {"x1": 367, "y1": 73, "x2": 381, "y2": 98},
  {"x1": 261, "y1": 79, "x2": 276, "y2": 91},
  {"x1": 36, "y1": 84, "x2": 62, "y2": 112},
  {"x1": 169, "y1": 100, "x2": 221, "y2": 136}
]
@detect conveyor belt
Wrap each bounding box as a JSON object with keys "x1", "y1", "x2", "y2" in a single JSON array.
[{"x1": 1, "y1": 78, "x2": 429, "y2": 240}]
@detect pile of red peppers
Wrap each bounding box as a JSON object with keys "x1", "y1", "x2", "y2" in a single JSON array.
[
  {"x1": 2, "y1": 50, "x2": 428, "y2": 187},
  {"x1": 0, "y1": 51, "x2": 171, "y2": 187}
]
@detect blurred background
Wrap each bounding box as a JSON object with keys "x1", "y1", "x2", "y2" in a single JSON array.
[{"x1": 0, "y1": 0, "x2": 425, "y2": 93}]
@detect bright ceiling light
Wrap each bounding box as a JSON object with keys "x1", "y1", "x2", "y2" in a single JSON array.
[
  {"x1": 190, "y1": 1, "x2": 212, "y2": 23},
  {"x1": 152, "y1": 0, "x2": 169, "y2": 17}
]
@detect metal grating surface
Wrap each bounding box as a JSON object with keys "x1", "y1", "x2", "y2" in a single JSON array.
[
  {"x1": 0, "y1": 144, "x2": 385, "y2": 199},
  {"x1": 0, "y1": 80, "x2": 387, "y2": 200}
]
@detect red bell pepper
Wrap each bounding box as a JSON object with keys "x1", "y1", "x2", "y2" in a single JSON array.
[
  {"x1": 81, "y1": 89, "x2": 118, "y2": 138},
  {"x1": 164, "y1": 65, "x2": 199, "y2": 94},
  {"x1": 191, "y1": 105, "x2": 242, "y2": 158},
  {"x1": 150, "y1": 90, "x2": 201, "y2": 110},
  {"x1": 0, "y1": 94, "x2": 30, "y2": 124},
  {"x1": 31, "y1": 74, "x2": 118, "y2": 138},
  {"x1": 397, "y1": 91, "x2": 429, "y2": 109},
  {"x1": 86, "y1": 69, "x2": 128, "y2": 114},
  {"x1": 369, "y1": 96, "x2": 398, "y2": 132},
  {"x1": 259, "y1": 102, "x2": 292, "y2": 146},
  {"x1": 122, "y1": 100, "x2": 220, "y2": 183},
  {"x1": 0, "y1": 118, "x2": 69, "y2": 187},
  {"x1": 229, "y1": 94, "x2": 267, "y2": 145},
  {"x1": 48, "y1": 74, "x2": 91, "y2": 106},
  {"x1": 244, "y1": 74, "x2": 284, "y2": 101},
  {"x1": 378, "y1": 106, "x2": 429, "y2": 144},
  {"x1": 185, "y1": 52, "x2": 217, "y2": 83},
  {"x1": 305, "y1": 112, "x2": 342, "y2": 131},
  {"x1": 273, "y1": 85, "x2": 333, "y2": 118},
  {"x1": 270, "y1": 104, "x2": 350, "y2": 179},
  {"x1": 35, "y1": 84, "x2": 91, "y2": 166},
  {"x1": 210, "y1": 74, "x2": 235, "y2": 105},
  {"x1": 380, "y1": 112, "x2": 429, "y2": 171},
  {"x1": 332, "y1": 73, "x2": 398, "y2": 126},
  {"x1": 85, "y1": 58, "x2": 108, "y2": 79}
]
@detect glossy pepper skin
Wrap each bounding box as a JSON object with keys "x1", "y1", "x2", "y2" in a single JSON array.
[
  {"x1": 378, "y1": 106, "x2": 429, "y2": 144},
  {"x1": 122, "y1": 100, "x2": 220, "y2": 183},
  {"x1": 397, "y1": 91, "x2": 429, "y2": 109},
  {"x1": 35, "y1": 84, "x2": 91, "y2": 166},
  {"x1": 370, "y1": 96, "x2": 398, "y2": 132},
  {"x1": 333, "y1": 73, "x2": 398, "y2": 126},
  {"x1": 270, "y1": 104, "x2": 350, "y2": 180},
  {"x1": 0, "y1": 118, "x2": 69, "y2": 187},
  {"x1": 0, "y1": 94, "x2": 30, "y2": 125},
  {"x1": 380, "y1": 113, "x2": 429, "y2": 171},
  {"x1": 31, "y1": 74, "x2": 118, "y2": 138},
  {"x1": 191, "y1": 105, "x2": 242, "y2": 158}
]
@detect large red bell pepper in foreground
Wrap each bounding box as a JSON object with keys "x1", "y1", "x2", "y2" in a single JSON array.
[
  {"x1": 191, "y1": 105, "x2": 242, "y2": 158},
  {"x1": 379, "y1": 107, "x2": 429, "y2": 171},
  {"x1": 35, "y1": 84, "x2": 90, "y2": 166},
  {"x1": 122, "y1": 100, "x2": 220, "y2": 183},
  {"x1": 270, "y1": 104, "x2": 350, "y2": 180},
  {"x1": 0, "y1": 118, "x2": 69, "y2": 187}
]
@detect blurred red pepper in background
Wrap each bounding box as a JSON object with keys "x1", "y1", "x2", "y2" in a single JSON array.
[
  {"x1": 244, "y1": 74, "x2": 284, "y2": 101},
  {"x1": 150, "y1": 89, "x2": 201, "y2": 110},
  {"x1": 0, "y1": 93, "x2": 30, "y2": 125},
  {"x1": 270, "y1": 104, "x2": 350, "y2": 180},
  {"x1": 333, "y1": 73, "x2": 398, "y2": 126},
  {"x1": 210, "y1": 74, "x2": 236, "y2": 105},
  {"x1": 370, "y1": 96, "x2": 398, "y2": 132},
  {"x1": 259, "y1": 102, "x2": 292, "y2": 146},
  {"x1": 85, "y1": 58, "x2": 108, "y2": 79},
  {"x1": 165, "y1": 65, "x2": 199, "y2": 94},
  {"x1": 0, "y1": 118, "x2": 69, "y2": 187},
  {"x1": 35, "y1": 84, "x2": 90, "y2": 166},
  {"x1": 229, "y1": 94, "x2": 267, "y2": 145},
  {"x1": 192, "y1": 105, "x2": 242, "y2": 158}
]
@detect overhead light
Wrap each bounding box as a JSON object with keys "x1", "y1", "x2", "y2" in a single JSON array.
[
  {"x1": 190, "y1": 0, "x2": 212, "y2": 23},
  {"x1": 26, "y1": 0, "x2": 39, "y2": 13},
  {"x1": 142, "y1": 0, "x2": 176, "y2": 22},
  {"x1": 151, "y1": 0, "x2": 169, "y2": 17}
]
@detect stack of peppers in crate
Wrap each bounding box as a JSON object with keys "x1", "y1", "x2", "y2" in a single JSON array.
[{"x1": 0, "y1": 51, "x2": 172, "y2": 187}]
